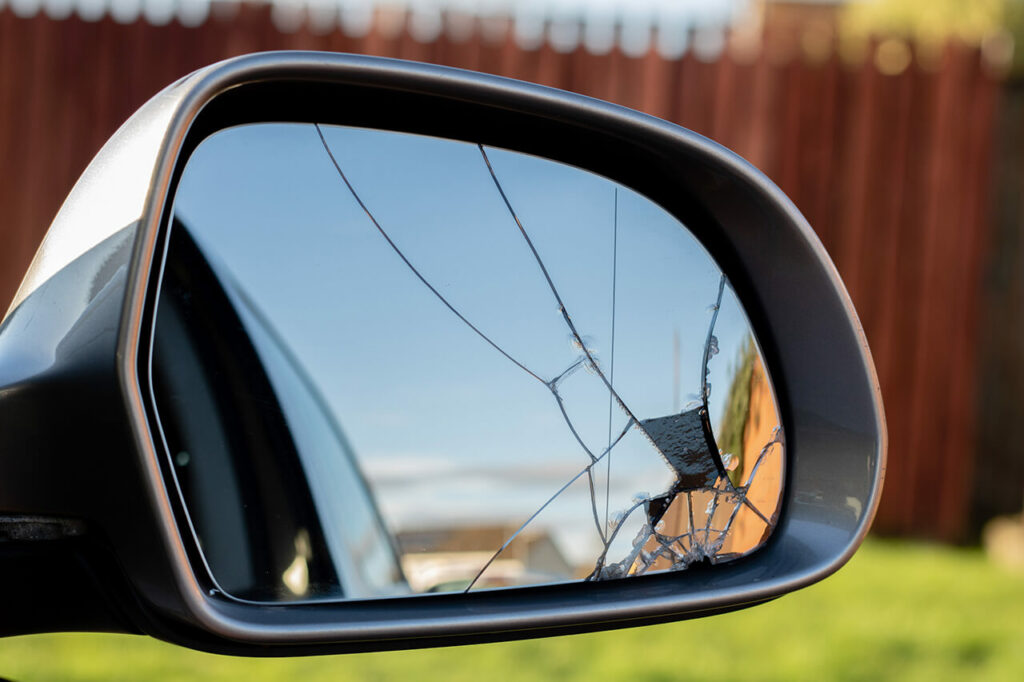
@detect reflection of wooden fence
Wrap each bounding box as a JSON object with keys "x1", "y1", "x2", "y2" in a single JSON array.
[{"x1": 0, "y1": 6, "x2": 1005, "y2": 541}]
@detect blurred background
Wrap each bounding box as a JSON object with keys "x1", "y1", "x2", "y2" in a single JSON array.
[{"x1": 1, "y1": 0, "x2": 1023, "y2": 679}]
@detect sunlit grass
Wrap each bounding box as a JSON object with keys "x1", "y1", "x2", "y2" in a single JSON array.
[{"x1": 2, "y1": 539, "x2": 1022, "y2": 681}]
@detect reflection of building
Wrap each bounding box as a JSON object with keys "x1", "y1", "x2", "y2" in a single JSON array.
[{"x1": 396, "y1": 525, "x2": 574, "y2": 593}]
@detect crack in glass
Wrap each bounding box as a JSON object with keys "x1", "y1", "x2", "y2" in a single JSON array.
[{"x1": 314, "y1": 124, "x2": 784, "y2": 591}]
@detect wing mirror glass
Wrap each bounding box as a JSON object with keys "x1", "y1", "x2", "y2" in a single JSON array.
[{"x1": 150, "y1": 123, "x2": 785, "y2": 603}]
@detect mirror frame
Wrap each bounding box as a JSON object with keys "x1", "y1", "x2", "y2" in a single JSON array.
[{"x1": 0, "y1": 52, "x2": 885, "y2": 654}]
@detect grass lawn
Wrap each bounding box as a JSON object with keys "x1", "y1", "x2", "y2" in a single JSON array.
[{"x1": 1, "y1": 539, "x2": 1022, "y2": 681}]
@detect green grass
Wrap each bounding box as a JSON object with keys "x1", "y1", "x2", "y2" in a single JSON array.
[{"x1": 2, "y1": 539, "x2": 1023, "y2": 681}]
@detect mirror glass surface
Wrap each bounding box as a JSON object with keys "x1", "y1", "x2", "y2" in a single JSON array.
[{"x1": 149, "y1": 122, "x2": 785, "y2": 603}]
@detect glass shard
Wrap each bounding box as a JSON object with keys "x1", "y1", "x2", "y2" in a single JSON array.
[{"x1": 639, "y1": 408, "x2": 721, "y2": 490}]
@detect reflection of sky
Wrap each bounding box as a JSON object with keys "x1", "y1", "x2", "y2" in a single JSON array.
[{"x1": 174, "y1": 123, "x2": 759, "y2": 565}]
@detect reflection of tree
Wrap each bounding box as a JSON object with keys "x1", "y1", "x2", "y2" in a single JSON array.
[{"x1": 717, "y1": 336, "x2": 756, "y2": 486}]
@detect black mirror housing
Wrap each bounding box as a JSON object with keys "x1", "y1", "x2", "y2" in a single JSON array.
[{"x1": 0, "y1": 52, "x2": 885, "y2": 655}]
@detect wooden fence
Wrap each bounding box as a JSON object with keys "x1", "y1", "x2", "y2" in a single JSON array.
[{"x1": 0, "y1": 5, "x2": 1007, "y2": 541}]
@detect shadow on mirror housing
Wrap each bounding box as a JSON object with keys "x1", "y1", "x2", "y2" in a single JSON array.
[{"x1": 0, "y1": 52, "x2": 885, "y2": 655}]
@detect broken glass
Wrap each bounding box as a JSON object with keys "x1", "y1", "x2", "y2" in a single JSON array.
[{"x1": 157, "y1": 122, "x2": 786, "y2": 602}]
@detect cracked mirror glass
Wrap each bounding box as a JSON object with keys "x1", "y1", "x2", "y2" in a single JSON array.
[{"x1": 149, "y1": 122, "x2": 785, "y2": 603}]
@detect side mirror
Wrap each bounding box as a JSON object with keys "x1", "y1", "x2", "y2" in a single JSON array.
[{"x1": 0, "y1": 52, "x2": 885, "y2": 655}]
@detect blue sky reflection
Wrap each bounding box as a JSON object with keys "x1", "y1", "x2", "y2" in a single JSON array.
[{"x1": 174, "y1": 122, "x2": 762, "y2": 569}]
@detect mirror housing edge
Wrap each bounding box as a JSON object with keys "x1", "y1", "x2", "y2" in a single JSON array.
[{"x1": 0, "y1": 51, "x2": 885, "y2": 654}]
